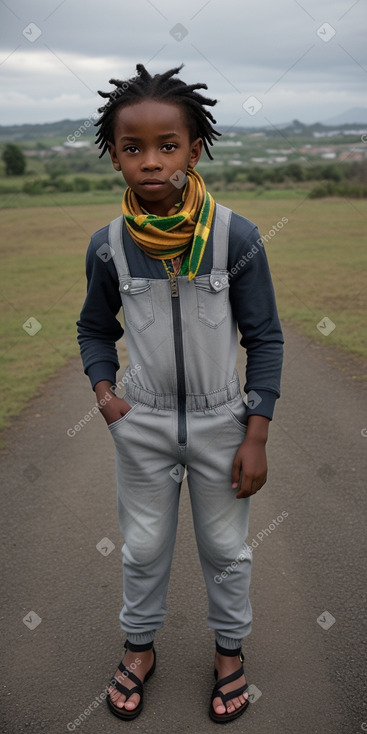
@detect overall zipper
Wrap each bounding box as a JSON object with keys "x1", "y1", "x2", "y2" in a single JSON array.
[{"x1": 168, "y1": 272, "x2": 187, "y2": 445}]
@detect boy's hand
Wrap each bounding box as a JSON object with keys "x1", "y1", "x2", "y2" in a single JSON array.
[
  {"x1": 95, "y1": 380, "x2": 132, "y2": 426},
  {"x1": 231, "y1": 415, "x2": 270, "y2": 498}
]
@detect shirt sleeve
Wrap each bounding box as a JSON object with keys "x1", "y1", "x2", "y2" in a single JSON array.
[
  {"x1": 228, "y1": 213, "x2": 284, "y2": 420},
  {"x1": 76, "y1": 227, "x2": 124, "y2": 390}
]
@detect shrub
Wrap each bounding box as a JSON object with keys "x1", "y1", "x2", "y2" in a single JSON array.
[
  {"x1": 45, "y1": 161, "x2": 69, "y2": 179},
  {"x1": 94, "y1": 178, "x2": 115, "y2": 190},
  {"x1": 308, "y1": 181, "x2": 367, "y2": 198},
  {"x1": 22, "y1": 179, "x2": 45, "y2": 195},
  {"x1": 55, "y1": 177, "x2": 73, "y2": 192},
  {"x1": 247, "y1": 167, "x2": 264, "y2": 185},
  {"x1": 73, "y1": 176, "x2": 91, "y2": 192},
  {"x1": 322, "y1": 164, "x2": 344, "y2": 182},
  {"x1": 285, "y1": 163, "x2": 304, "y2": 181},
  {"x1": 267, "y1": 167, "x2": 286, "y2": 183}
]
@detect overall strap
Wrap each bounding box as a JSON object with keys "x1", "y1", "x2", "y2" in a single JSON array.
[
  {"x1": 108, "y1": 215, "x2": 130, "y2": 278},
  {"x1": 212, "y1": 203, "x2": 232, "y2": 270}
]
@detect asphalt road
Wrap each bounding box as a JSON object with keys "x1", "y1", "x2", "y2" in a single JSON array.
[{"x1": 1, "y1": 323, "x2": 366, "y2": 734}]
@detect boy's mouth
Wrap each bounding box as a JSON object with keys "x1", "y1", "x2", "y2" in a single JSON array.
[{"x1": 140, "y1": 179, "x2": 165, "y2": 186}]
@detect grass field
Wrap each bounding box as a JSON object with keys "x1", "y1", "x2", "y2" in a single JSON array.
[
  {"x1": 0, "y1": 192, "x2": 366, "y2": 435},
  {"x1": 0, "y1": 184, "x2": 306, "y2": 208}
]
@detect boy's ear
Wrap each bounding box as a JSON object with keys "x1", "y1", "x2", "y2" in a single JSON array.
[
  {"x1": 108, "y1": 142, "x2": 121, "y2": 171},
  {"x1": 189, "y1": 137, "x2": 203, "y2": 168}
]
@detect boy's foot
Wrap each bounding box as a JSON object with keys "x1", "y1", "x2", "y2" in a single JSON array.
[
  {"x1": 108, "y1": 648, "x2": 155, "y2": 712},
  {"x1": 211, "y1": 651, "x2": 249, "y2": 716}
]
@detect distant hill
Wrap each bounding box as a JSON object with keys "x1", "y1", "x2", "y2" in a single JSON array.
[
  {"x1": 0, "y1": 113, "x2": 366, "y2": 144},
  {"x1": 0, "y1": 119, "x2": 96, "y2": 142},
  {"x1": 322, "y1": 107, "x2": 367, "y2": 125}
]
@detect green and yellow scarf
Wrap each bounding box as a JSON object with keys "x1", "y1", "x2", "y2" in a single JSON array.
[{"x1": 122, "y1": 167, "x2": 215, "y2": 280}]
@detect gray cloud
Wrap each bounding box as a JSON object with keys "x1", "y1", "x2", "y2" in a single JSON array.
[{"x1": 0, "y1": 0, "x2": 365, "y2": 125}]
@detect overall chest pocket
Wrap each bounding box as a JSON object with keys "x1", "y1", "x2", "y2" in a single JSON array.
[
  {"x1": 119, "y1": 277, "x2": 154, "y2": 332},
  {"x1": 194, "y1": 270, "x2": 229, "y2": 328}
]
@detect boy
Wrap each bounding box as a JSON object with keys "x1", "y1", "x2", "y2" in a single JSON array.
[{"x1": 77, "y1": 63, "x2": 283, "y2": 724}]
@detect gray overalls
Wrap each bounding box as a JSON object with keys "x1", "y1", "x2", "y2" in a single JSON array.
[{"x1": 108, "y1": 204, "x2": 252, "y2": 651}]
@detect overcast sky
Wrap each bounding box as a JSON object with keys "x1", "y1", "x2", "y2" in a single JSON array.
[{"x1": 0, "y1": 0, "x2": 366, "y2": 129}]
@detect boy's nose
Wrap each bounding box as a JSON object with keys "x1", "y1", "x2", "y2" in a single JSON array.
[{"x1": 141, "y1": 153, "x2": 162, "y2": 170}]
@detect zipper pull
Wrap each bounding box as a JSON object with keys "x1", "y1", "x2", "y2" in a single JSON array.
[{"x1": 169, "y1": 272, "x2": 179, "y2": 298}]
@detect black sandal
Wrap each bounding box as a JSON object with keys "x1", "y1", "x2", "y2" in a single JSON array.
[
  {"x1": 209, "y1": 644, "x2": 249, "y2": 724},
  {"x1": 106, "y1": 640, "x2": 156, "y2": 721}
]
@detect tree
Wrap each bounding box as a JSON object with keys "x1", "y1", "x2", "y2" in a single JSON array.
[
  {"x1": 322, "y1": 164, "x2": 344, "y2": 182},
  {"x1": 2, "y1": 143, "x2": 26, "y2": 176},
  {"x1": 285, "y1": 163, "x2": 304, "y2": 181}
]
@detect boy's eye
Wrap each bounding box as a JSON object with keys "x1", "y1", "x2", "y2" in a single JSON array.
[
  {"x1": 161, "y1": 143, "x2": 177, "y2": 151},
  {"x1": 124, "y1": 145, "x2": 139, "y2": 153}
]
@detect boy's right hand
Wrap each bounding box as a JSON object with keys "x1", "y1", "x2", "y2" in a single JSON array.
[{"x1": 94, "y1": 380, "x2": 132, "y2": 425}]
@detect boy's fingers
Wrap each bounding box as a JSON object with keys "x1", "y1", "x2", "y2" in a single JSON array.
[
  {"x1": 236, "y1": 472, "x2": 267, "y2": 498},
  {"x1": 236, "y1": 473, "x2": 251, "y2": 497},
  {"x1": 231, "y1": 456, "x2": 241, "y2": 488}
]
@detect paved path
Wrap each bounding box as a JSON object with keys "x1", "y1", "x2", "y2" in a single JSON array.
[{"x1": 1, "y1": 323, "x2": 366, "y2": 734}]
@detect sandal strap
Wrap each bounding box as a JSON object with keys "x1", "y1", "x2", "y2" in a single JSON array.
[
  {"x1": 125, "y1": 639, "x2": 154, "y2": 652},
  {"x1": 110, "y1": 679, "x2": 141, "y2": 698},
  {"x1": 213, "y1": 682, "x2": 248, "y2": 705},
  {"x1": 116, "y1": 661, "x2": 142, "y2": 688},
  {"x1": 215, "y1": 642, "x2": 242, "y2": 657},
  {"x1": 212, "y1": 666, "x2": 243, "y2": 694},
  {"x1": 109, "y1": 661, "x2": 143, "y2": 698}
]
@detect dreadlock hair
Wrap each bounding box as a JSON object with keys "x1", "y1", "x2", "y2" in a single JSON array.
[{"x1": 95, "y1": 63, "x2": 221, "y2": 160}]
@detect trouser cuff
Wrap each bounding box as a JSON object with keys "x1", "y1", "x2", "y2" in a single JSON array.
[
  {"x1": 125, "y1": 632, "x2": 155, "y2": 650},
  {"x1": 215, "y1": 633, "x2": 242, "y2": 653}
]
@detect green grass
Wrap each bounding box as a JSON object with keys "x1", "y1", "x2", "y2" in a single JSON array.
[
  {"x1": 219, "y1": 195, "x2": 367, "y2": 364},
  {"x1": 0, "y1": 195, "x2": 366, "y2": 438},
  {"x1": 0, "y1": 189, "x2": 124, "y2": 208},
  {"x1": 0, "y1": 186, "x2": 305, "y2": 209}
]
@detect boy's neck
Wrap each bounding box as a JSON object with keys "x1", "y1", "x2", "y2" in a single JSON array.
[{"x1": 136, "y1": 192, "x2": 184, "y2": 217}]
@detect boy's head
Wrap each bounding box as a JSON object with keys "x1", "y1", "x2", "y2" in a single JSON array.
[
  {"x1": 95, "y1": 63, "x2": 221, "y2": 161},
  {"x1": 95, "y1": 64, "x2": 221, "y2": 214}
]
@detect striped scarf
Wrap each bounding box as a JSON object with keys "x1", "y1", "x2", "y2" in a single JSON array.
[{"x1": 122, "y1": 167, "x2": 215, "y2": 280}]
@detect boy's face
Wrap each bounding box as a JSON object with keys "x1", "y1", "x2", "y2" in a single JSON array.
[{"x1": 108, "y1": 99, "x2": 203, "y2": 216}]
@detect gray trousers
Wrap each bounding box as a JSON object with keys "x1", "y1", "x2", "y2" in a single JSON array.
[{"x1": 108, "y1": 388, "x2": 252, "y2": 651}]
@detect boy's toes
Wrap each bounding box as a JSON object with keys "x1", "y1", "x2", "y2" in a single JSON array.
[
  {"x1": 124, "y1": 693, "x2": 140, "y2": 710},
  {"x1": 227, "y1": 696, "x2": 242, "y2": 711},
  {"x1": 115, "y1": 697, "x2": 126, "y2": 709},
  {"x1": 109, "y1": 687, "x2": 123, "y2": 704},
  {"x1": 108, "y1": 688, "x2": 141, "y2": 710},
  {"x1": 109, "y1": 690, "x2": 125, "y2": 708},
  {"x1": 212, "y1": 690, "x2": 249, "y2": 717},
  {"x1": 212, "y1": 696, "x2": 226, "y2": 714}
]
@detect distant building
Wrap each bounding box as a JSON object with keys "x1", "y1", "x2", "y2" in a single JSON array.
[{"x1": 64, "y1": 141, "x2": 91, "y2": 149}]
